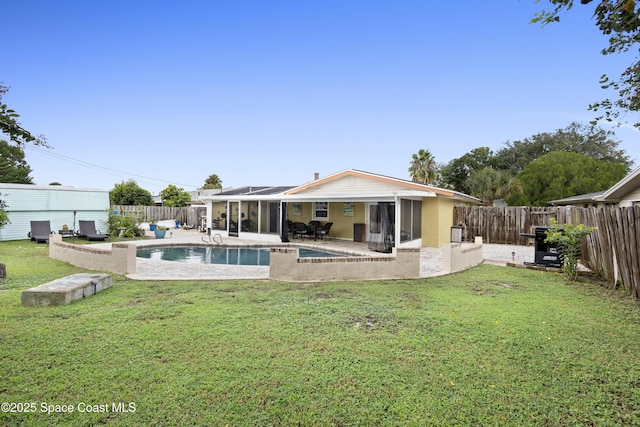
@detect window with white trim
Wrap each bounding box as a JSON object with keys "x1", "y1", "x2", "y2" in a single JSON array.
[{"x1": 313, "y1": 202, "x2": 328, "y2": 220}]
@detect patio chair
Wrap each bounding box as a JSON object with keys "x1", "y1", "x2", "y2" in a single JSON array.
[
  {"x1": 316, "y1": 222, "x2": 333, "y2": 240},
  {"x1": 292, "y1": 222, "x2": 310, "y2": 239},
  {"x1": 241, "y1": 219, "x2": 254, "y2": 232},
  {"x1": 29, "y1": 220, "x2": 53, "y2": 243},
  {"x1": 77, "y1": 220, "x2": 109, "y2": 241}
]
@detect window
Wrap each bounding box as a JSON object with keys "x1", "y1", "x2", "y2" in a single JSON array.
[
  {"x1": 400, "y1": 199, "x2": 422, "y2": 242},
  {"x1": 313, "y1": 202, "x2": 328, "y2": 219}
]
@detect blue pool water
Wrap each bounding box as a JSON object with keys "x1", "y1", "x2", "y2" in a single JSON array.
[{"x1": 136, "y1": 246, "x2": 347, "y2": 266}]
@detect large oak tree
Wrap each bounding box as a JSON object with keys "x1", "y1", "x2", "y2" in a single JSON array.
[
  {"x1": 507, "y1": 151, "x2": 627, "y2": 206},
  {"x1": 492, "y1": 122, "x2": 631, "y2": 176},
  {"x1": 0, "y1": 139, "x2": 33, "y2": 184}
]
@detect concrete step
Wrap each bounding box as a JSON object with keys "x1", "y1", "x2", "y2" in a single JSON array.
[{"x1": 21, "y1": 273, "x2": 112, "y2": 306}]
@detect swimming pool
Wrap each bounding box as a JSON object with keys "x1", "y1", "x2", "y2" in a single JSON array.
[{"x1": 136, "y1": 245, "x2": 348, "y2": 266}]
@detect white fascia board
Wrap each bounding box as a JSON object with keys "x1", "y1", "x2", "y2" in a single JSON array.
[
  {"x1": 284, "y1": 190, "x2": 436, "y2": 202},
  {"x1": 200, "y1": 190, "x2": 437, "y2": 202}
]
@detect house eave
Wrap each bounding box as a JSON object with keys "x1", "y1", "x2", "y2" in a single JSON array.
[
  {"x1": 602, "y1": 166, "x2": 640, "y2": 200},
  {"x1": 284, "y1": 191, "x2": 436, "y2": 203}
]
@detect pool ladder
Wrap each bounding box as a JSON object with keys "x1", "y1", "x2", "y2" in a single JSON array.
[{"x1": 202, "y1": 233, "x2": 223, "y2": 245}]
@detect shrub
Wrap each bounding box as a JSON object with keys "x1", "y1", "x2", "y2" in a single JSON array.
[
  {"x1": 545, "y1": 217, "x2": 595, "y2": 281},
  {"x1": 0, "y1": 195, "x2": 10, "y2": 230},
  {"x1": 106, "y1": 213, "x2": 144, "y2": 238}
]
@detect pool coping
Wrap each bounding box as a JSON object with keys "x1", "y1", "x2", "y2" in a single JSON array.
[
  {"x1": 91, "y1": 234, "x2": 391, "y2": 281},
  {"x1": 80, "y1": 229, "x2": 535, "y2": 281},
  {"x1": 134, "y1": 241, "x2": 377, "y2": 258}
]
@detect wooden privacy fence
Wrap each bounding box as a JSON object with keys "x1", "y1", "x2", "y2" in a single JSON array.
[
  {"x1": 574, "y1": 206, "x2": 640, "y2": 299},
  {"x1": 455, "y1": 205, "x2": 640, "y2": 300},
  {"x1": 111, "y1": 205, "x2": 207, "y2": 228},
  {"x1": 453, "y1": 206, "x2": 570, "y2": 245}
]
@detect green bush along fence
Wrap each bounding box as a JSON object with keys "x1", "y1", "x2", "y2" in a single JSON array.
[
  {"x1": 454, "y1": 205, "x2": 640, "y2": 299},
  {"x1": 111, "y1": 205, "x2": 207, "y2": 229}
]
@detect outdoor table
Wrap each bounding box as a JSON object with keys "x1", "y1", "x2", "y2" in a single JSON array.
[
  {"x1": 307, "y1": 223, "x2": 321, "y2": 240},
  {"x1": 58, "y1": 230, "x2": 75, "y2": 238}
]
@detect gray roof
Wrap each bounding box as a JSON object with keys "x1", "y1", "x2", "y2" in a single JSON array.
[
  {"x1": 216, "y1": 186, "x2": 296, "y2": 196},
  {"x1": 549, "y1": 191, "x2": 606, "y2": 206}
]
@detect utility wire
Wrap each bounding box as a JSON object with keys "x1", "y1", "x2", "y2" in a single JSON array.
[{"x1": 24, "y1": 145, "x2": 200, "y2": 188}]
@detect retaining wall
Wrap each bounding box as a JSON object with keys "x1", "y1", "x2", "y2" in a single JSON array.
[
  {"x1": 269, "y1": 247, "x2": 421, "y2": 282},
  {"x1": 48, "y1": 234, "x2": 136, "y2": 275},
  {"x1": 442, "y1": 238, "x2": 484, "y2": 273},
  {"x1": 47, "y1": 237, "x2": 483, "y2": 281}
]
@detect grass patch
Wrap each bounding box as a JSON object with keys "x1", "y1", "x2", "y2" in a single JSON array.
[{"x1": 1, "y1": 240, "x2": 640, "y2": 425}]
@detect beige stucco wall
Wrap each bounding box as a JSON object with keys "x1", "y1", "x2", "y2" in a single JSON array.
[
  {"x1": 421, "y1": 197, "x2": 456, "y2": 248},
  {"x1": 286, "y1": 197, "x2": 463, "y2": 247},
  {"x1": 286, "y1": 198, "x2": 459, "y2": 246},
  {"x1": 211, "y1": 201, "x2": 227, "y2": 229},
  {"x1": 287, "y1": 202, "x2": 313, "y2": 223},
  {"x1": 260, "y1": 203, "x2": 270, "y2": 232},
  {"x1": 49, "y1": 234, "x2": 136, "y2": 275},
  {"x1": 269, "y1": 247, "x2": 420, "y2": 281},
  {"x1": 328, "y1": 202, "x2": 366, "y2": 240}
]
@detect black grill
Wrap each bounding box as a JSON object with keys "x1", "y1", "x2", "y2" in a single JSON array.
[{"x1": 521, "y1": 226, "x2": 563, "y2": 268}]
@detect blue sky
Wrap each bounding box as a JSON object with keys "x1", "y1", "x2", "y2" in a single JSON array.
[{"x1": 3, "y1": 1, "x2": 639, "y2": 194}]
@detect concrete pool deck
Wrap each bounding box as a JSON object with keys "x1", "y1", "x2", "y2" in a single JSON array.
[{"x1": 89, "y1": 226, "x2": 535, "y2": 281}]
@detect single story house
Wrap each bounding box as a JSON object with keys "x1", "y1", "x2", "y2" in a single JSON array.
[
  {"x1": 549, "y1": 166, "x2": 640, "y2": 207},
  {"x1": 199, "y1": 169, "x2": 481, "y2": 248},
  {"x1": 0, "y1": 183, "x2": 110, "y2": 241}
]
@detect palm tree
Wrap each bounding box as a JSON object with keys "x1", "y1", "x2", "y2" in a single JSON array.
[
  {"x1": 203, "y1": 174, "x2": 223, "y2": 189},
  {"x1": 408, "y1": 149, "x2": 437, "y2": 184},
  {"x1": 466, "y1": 167, "x2": 522, "y2": 206}
]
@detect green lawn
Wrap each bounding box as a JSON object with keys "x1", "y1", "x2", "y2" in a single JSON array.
[{"x1": 1, "y1": 240, "x2": 640, "y2": 426}]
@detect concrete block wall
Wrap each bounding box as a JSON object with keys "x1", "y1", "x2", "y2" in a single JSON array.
[
  {"x1": 269, "y1": 247, "x2": 421, "y2": 282},
  {"x1": 48, "y1": 234, "x2": 136, "y2": 275},
  {"x1": 441, "y1": 239, "x2": 484, "y2": 274}
]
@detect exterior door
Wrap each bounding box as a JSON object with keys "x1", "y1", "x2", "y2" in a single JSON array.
[
  {"x1": 269, "y1": 202, "x2": 279, "y2": 233},
  {"x1": 367, "y1": 202, "x2": 395, "y2": 243},
  {"x1": 366, "y1": 203, "x2": 377, "y2": 242}
]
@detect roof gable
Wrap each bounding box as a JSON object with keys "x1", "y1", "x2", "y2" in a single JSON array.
[
  {"x1": 216, "y1": 186, "x2": 295, "y2": 196},
  {"x1": 286, "y1": 169, "x2": 456, "y2": 197}
]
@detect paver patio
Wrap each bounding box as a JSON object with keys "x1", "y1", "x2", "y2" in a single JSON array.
[{"x1": 89, "y1": 223, "x2": 534, "y2": 281}]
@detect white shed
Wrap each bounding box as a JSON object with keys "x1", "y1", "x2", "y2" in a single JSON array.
[{"x1": 0, "y1": 184, "x2": 110, "y2": 241}]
